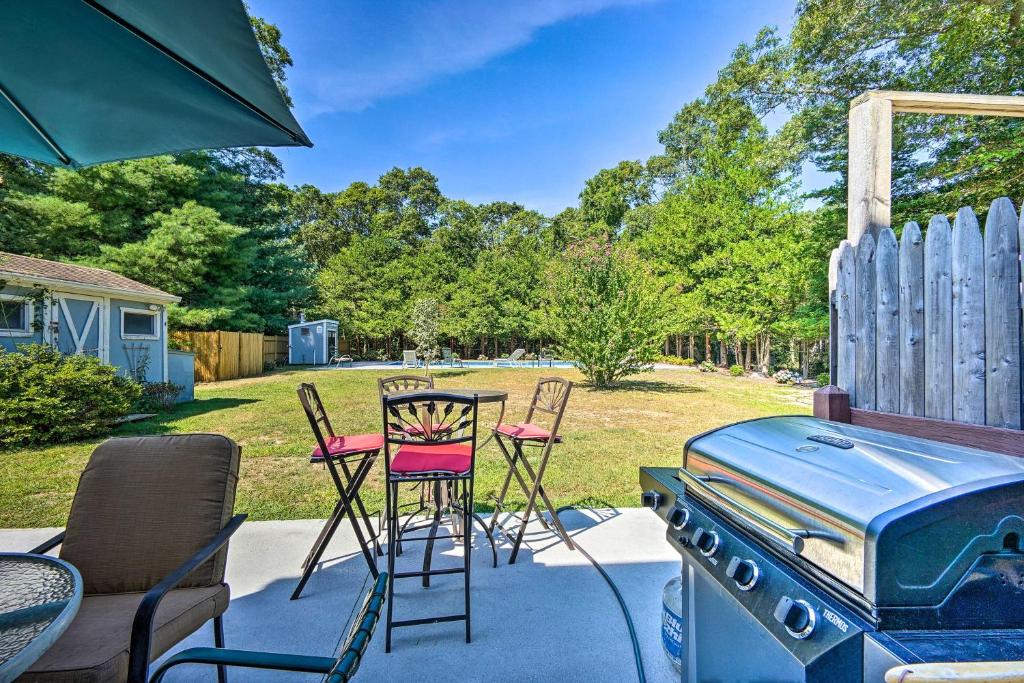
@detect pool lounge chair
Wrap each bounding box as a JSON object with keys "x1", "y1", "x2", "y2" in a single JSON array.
[
  {"x1": 495, "y1": 348, "x2": 525, "y2": 367},
  {"x1": 442, "y1": 347, "x2": 463, "y2": 367},
  {"x1": 401, "y1": 350, "x2": 418, "y2": 369}
]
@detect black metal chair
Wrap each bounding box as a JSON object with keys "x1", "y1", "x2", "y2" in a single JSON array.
[
  {"x1": 293, "y1": 383, "x2": 383, "y2": 600},
  {"x1": 151, "y1": 572, "x2": 388, "y2": 682},
  {"x1": 489, "y1": 377, "x2": 574, "y2": 563},
  {"x1": 380, "y1": 391, "x2": 482, "y2": 650}
]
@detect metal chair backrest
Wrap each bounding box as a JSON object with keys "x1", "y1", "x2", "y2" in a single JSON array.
[
  {"x1": 377, "y1": 374, "x2": 434, "y2": 397},
  {"x1": 524, "y1": 377, "x2": 573, "y2": 438},
  {"x1": 381, "y1": 392, "x2": 479, "y2": 476},
  {"x1": 297, "y1": 382, "x2": 335, "y2": 446}
]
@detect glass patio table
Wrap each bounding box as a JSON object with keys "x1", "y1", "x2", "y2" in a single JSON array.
[{"x1": 0, "y1": 553, "x2": 82, "y2": 683}]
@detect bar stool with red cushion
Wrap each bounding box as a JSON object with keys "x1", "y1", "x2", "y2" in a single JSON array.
[
  {"x1": 488, "y1": 377, "x2": 574, "y2": 563},
  {"x1": 293, "y1": 382, "x2": 383, "y2": 600},
  {"x1": 380, "y1": 391, "x2": 481, "y2": 651}
]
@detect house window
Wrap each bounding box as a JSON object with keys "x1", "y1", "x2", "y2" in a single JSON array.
[
  {"x1": 120, "y1": 307, "x2": 159, "y2": 340},
  {"x1": 0, "y1": 296, "x2": 32, "y2": 336}
]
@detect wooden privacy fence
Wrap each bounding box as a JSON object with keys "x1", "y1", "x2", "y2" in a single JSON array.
[
  {"x1": 830, "y1": 197, "x2": 1023, "y2": 429},
  {"x1": 263, "y1": 335, "x2": 288, "y2": 367},
  {"x1": 172, "y1": 331, "x2": 286, "y2": 383}
]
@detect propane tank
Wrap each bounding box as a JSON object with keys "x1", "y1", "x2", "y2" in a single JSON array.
[{"x1": 661, "y1": 575, "x2": 683, "y2": 672}]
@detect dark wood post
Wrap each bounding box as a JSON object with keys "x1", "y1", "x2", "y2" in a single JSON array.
[{"x1": 814, "y1": 385, "x2": 851, "y2": 423}]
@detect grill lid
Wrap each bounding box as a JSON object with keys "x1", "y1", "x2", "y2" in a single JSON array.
[{"x1": 682, "y1": 416, "x2": 1024, "y2": 607}]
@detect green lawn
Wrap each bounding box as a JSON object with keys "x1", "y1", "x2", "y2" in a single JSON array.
[{"x1": 0, "y1": 367, "x2": 812, "y2": 528}]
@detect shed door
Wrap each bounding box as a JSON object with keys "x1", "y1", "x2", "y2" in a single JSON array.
[
  {"x1": 55, "y1": 294, "x2": 105, "y2": 359},
  {"x1": 296, "y1": 326, "x2": 315, "y2": 364}
]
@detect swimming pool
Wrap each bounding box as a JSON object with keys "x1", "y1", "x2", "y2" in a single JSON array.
[{"x1": 449, "y1": 359, "x2": 575, "y2": 369}]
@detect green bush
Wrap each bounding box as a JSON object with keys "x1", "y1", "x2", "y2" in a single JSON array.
[
  {"x1": 699, "y1": 360, "x2": 717, "y2": 373},
  {"x1": 729, "y1": 364, "x2": 745, "y2": 376},
  {"x1": 680, "y1": 358, "x2": 695, "y2": 366},
  {"x1": 657, "y1": 355, "x2": 694, "y2": 366},
  {"x1": 0, "y1": 344, "x2": 141, "y2": 447},
  {"x1": 816, "y1": 372, "x2": 830, "y2": 387},
  {"x1": 136, "y1": 381, "x2": 183, "y2": 413}
]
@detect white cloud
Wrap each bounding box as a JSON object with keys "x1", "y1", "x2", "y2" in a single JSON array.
[{"x1": 296, "y1": 0, "x2": 656, "y2": 115}]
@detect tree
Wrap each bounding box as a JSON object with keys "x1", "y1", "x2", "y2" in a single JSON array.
[
  {"x1": 408, "y1": 298, "x2": 443, "y2": 373},
  {"x1": 579, "y1": 160, "x2": 654, "y2": 234},
  {"x1": 541, "y1": 238, "x2": 670, "y2": 388}
]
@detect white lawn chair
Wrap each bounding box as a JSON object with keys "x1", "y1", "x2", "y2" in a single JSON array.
[
  {"x1": 495, "y1": 348, "x2": 526, "y2": 367},
  {"x1": 402, "y1": 350, "x2": 419, "y2": 369},
  {"x1": 442, "y1": 347, "x2": 463, "y2": 367}
]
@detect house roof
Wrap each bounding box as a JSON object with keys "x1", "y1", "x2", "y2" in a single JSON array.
[
  {"x1": 0, "y1": 251, "x2": 180, "y2": 303},
  {"x1": 287, "y1": 319, "x2": 337, "y2": 329}
]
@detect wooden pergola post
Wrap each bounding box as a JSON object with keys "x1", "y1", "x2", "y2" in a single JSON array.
[{"x1": 846, "y1": 90, "x2": 1024, "y2": 244}]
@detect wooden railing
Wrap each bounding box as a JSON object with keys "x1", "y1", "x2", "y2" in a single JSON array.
[{"x1": 828, "y1": 197, "x2": 1022, "y2": 431}]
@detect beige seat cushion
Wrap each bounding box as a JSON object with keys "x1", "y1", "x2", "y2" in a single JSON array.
[
  {"x1": 59, "y1": 434, "x2": 240, "y2": 595},
  {"x1": 20, "y1": 584, "x2": 229, "y2": 683}
]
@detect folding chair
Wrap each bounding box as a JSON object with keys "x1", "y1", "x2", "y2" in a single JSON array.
[
  {"x1": 293, "y1": 383, "x2": 383, "y2": 600},
  {"x1": 488, "y1": 377, "x2": 574, "y2": 563}
]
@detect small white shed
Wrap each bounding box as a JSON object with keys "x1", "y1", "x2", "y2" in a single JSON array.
[{"x1": 287, "y1": 319, "x2": 339, "y2": 365}]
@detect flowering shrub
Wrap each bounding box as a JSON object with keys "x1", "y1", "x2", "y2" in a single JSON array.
[
  {"x1": 773, "y1": 369, "x2": 800, "y2": 384},
  {"x1": 0, "y1": 344, "x2": 141, "y2": 447},
  {"x1": 542, "y1": 238, "x2": 670, "y2": 388}
]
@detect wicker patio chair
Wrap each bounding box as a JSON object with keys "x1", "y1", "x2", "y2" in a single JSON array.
[
  {"x1": 24, "y1": 434, "x2": 245, "y2": 683},
  {"x1": 151, "y1": 572, "x2": 388, "y2": 682}
]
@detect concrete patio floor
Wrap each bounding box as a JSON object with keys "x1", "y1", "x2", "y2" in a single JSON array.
[{"x1": 2, "y1": 507, "x2": 680, "y2": 682}]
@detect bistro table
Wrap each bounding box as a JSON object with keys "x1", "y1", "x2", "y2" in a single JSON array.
[{"x1": 0, "y1": 553, "x2": 82, "y2": 683}]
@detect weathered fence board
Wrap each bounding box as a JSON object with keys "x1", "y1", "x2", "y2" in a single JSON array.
[
  {"x1": 899, "y1": 222, "x2": 925, "y2": 416},
  {"x1": 924, "y1": 215, "x2": 953, "y2": 420},
  {"x1": 951, "y1": 207, "x2": 986, "y2": 425},
  {"x1": 984, "y1": 198, "x2": 1022, "y2": 429},
  {"x1": 835, "y1": 241, "x2": 857, "y2": 404},
  {"x1": 855, "y1": 234, "x2": 877, "y2": 409},
  {"x1": 875, "y1": 228, "x2": 899, "y2": 413},
  {"x1": 833, "y1": 200, "x2": 1023, "y2": 432}
]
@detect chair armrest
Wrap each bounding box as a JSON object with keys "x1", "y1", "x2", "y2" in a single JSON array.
[
  {"x1": 29, "y1": 531, "x2": 65, "y2": 554},
  {"x1": 128, "y1": 514, "x2": 247, "y2": 683},
  {"x1": 331, "y1": 571, "x2": 388, "y2": 682},
  {"x1": 885, "y1": 661, "x2": 1024, "y2": 682},
  {"x1": 149, "y1": 647, "x2": 336, "y2": 682}
]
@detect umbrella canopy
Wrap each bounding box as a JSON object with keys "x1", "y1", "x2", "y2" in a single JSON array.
[{"x1": 0, "y1": 0, "x2": 311, "y2": 168}]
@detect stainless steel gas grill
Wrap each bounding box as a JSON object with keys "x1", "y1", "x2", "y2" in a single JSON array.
[{"x1": 640, "y1": 415, "x2": 1024, "y2": 682}]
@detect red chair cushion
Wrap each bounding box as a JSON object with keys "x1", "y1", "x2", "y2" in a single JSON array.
[
  {"x1": 311, "y1": 433, "x2": 384, "y2": 461},
  {"x1": 391, "y1": 443, "x2": 472, "y2": 475},
  {"x1": 495, "y1": 422, "x2": 561, "y2": 442}
]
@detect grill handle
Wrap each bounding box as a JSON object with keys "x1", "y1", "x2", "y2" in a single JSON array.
[{"x1": 678, "y1": 469, "x2": 836, "y2": 554}]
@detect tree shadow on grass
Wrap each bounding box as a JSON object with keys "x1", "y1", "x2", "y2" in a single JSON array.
[
  {"x1": 115, "y1": 398, "x2": 260, "y2": 435},
  {"x1": 581, "y1": 379, "x2": 705, "y2": 394}
]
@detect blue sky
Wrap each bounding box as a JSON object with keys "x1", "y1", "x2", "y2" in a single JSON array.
[{"x1": 249, "y1": 0, "x2": 824, "y2": 215}]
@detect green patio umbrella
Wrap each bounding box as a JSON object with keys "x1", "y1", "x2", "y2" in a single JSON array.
[{"x1": 0, "y1": 0, "x2": 311, "y2": 168}]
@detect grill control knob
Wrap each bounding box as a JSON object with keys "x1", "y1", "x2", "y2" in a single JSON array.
[
  {"x1": 641, "y1": 490, "x2": 662, "y2": 510},
  {"x1": 667, "y1": 505, "x2": 690, "y2": 531},
  {"x1": 726, "y1": 557, "x2": 759, "y2": 591},
  {"x1": 692, "y1": 527, "x2": 719, "y2": 557},
  {"x1": 773, "y1": 597, "x2": 816, "y2": 639}
]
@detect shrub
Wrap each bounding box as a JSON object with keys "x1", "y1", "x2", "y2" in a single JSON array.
[
  {"x1": 136, "y1": 381, "x2": 183, "y2": 412},
  {"x1": 680, "y1": 358, "x2": 695, "y2": 366},
  {"x1": 657, "y1": 356, "x2": 696, "y2": 367},
  {"x1": 699, "y1": 360, "x2": 717, "y2": 373},
  {"x1": 773, "y1": 369, "x2": 800, "y2": 384},
  {"x1": 542, "y1": 238, "x2": 670, "y2": 388},
  {"x1": 729, "y1": 364, "x2": 745, "y2": 377},
  {"x1": 0, "y1": 344, "x2": 141, "y2": 447},
  {"x1": 816, "y1": 372, "x2": 830, "y2": 387}
]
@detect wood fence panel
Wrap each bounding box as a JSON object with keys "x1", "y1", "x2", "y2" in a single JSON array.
[
  {"x1": 833, "y1": 199, "x2": 1022, "y2": 433},
  {"x1": 238, "y1": 332, "x2": 262, "y2": 377},
  {"x1": 951, "y1": 207, "x2": 986, "y2": 425},
  {"x1": 924, "y1": 215, "x2": 953, "y2": 420},
  {"x1": 899, "y1": 222, "x2": 925, "y2": 416},
  {"x1": 217, "y1": 331, "x2": 240, "y2": 381},
  {"x1": 984, "y1": 198, "x2": 1022, "y2": 429},
  {"x1": 875, "y1": 228, "x2": 899, "y2": 413},
  {"x1": 263, "y1": 335, "x2": 288, "y2": 367},
  {"x1": 855, "y1": 234, "x2": 877, "y2": 409},
  {"x1": 835, "y1": 240, "x2": 857, "y2": 403}
]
